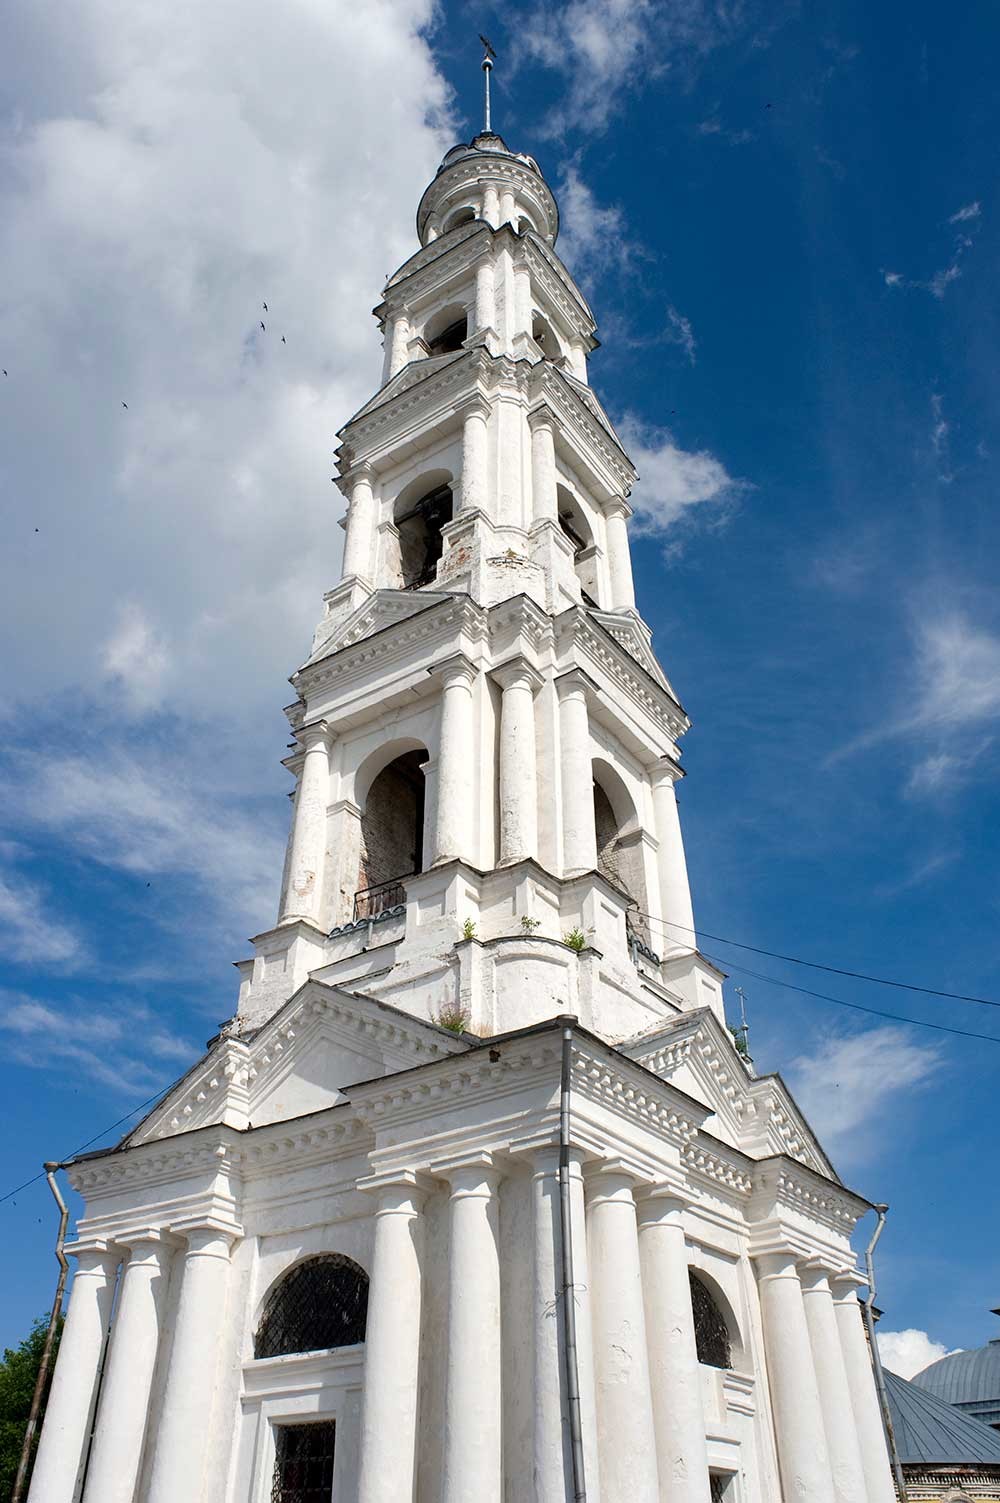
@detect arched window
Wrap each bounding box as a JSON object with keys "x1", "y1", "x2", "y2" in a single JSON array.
[
  {"x1": 394, "y1": 480, "x2": 453, "y2": 588},
  {"x1": 517, "y1": 213, "x2": 536, "y2": 235},
  {"x1": 423, "y1": 302, "x2": 468, "y2": 358},
  {"x1": 689, "y1": 1271, "x2": 732, "y2": 1370},
  {"x1": 356, "y1": 748, "x2": 428, "y2": 916},
  {"x1": 443, "y1": 205, "x2": 476, "y2": 234},
  {"x1": 557, "y1": 486, "x2": 600, "y2": 605},
  {"x1": 532, "y1": 312, "x2": 560, "y2": 360},
  {"x1": 255, "y1": 1254, "x2": 369, "y2": 1359}
]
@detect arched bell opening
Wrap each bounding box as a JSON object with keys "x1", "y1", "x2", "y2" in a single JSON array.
[
  {"x1": 393, "y1": 471, "x2": 454, "y2": 590},
  {"x1": 592, "y1": 758, "x2": 651, "y2": 946},
  {"x1": 531, "y1": 311, "x2": 561, "y2": 360},
  {"x1": 442, "y1": 204, "x2": 477, "y2": 235},
  {"x1": 356, "y1": 747, "x2": 429, "y2": 918},
  {"x1": 557, "y1": 485, "x2": 601, "y2": 606},
  {"x1": 517, "y1": 212, "x2": 537, "y2": 235},
  {"x1": 424, "y1": 302, "x2": 469, "y2": 357}
]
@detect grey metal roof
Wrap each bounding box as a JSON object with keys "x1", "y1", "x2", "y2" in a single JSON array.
[
  {"x1": 912, "y1": 1336, "x2": 1000, "y2": 1429},
  {"x1": 884, "y1": 1368, "x2": 1000, "y2": 1467}
]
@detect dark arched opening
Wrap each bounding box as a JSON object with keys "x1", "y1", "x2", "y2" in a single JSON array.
[
  {"x1": 443, "y1": 205, "x2": 476, "y2": 234},
  {"x1": 425, "y1": 303, "x2": 469, "y2": 357},
  {"x1": 395, "y1": 482, "x2": 453, "y2": 589},
  {"x1": 558, "y1": 485, "x2": 600, "y2": 605},
  {"x1": 255, "y1": 1254, "x2": 369, "y2": 1358},
  {"x1": 532, "y1": 312, "x2": 560, "y2": 360},
  {"x1": 690, "y1": 1270, "x2": 732, "y2": 1370},
  {"x1": 592, "y1": 761, "x2": 651, "y2": 947},
  {"x1": 356, "y1": 749, "x2": 428, "y2": 917}
]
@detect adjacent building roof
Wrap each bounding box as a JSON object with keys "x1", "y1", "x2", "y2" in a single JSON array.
[
  {"x1": 912, "y1": 1324, "x2": 1000, "y2": 1431},
  {"x1": 884, "y1": 1368, "x2": 1000, "y2": 1468}
]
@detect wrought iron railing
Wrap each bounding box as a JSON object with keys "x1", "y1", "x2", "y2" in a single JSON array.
[{"x1": 353, "y1": 875, "x2": 411, "y2": 922}]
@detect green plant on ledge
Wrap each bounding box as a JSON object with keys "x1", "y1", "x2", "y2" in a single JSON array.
[
  {"x1": 563, "y1": 926, "x2": 589, "y2": 952},
  {"x1": 461, "y1": 917, "x2": 477, "y2": 940},
  {"x1": 436, "y1": 999, "x2": 471, "y2": 1034},
  {"x1": 519, "y1": 915, "x2": 541, "y2": 934}
]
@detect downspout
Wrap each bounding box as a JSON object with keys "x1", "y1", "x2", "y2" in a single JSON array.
[
  {"x1": 11, "y1": 1163, "x2": 70, "y2": 1503},
  {"x1": 559, "y1": 1022, "x2": 587, "y2": 1502},
  {"x1": 862, "y1": 1204, "x2": 907, "y2": 1500}
]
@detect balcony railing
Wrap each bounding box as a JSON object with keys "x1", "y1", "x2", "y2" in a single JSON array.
[{"x1": 353, "y1": 874, "x2": 412, "y2": 922}]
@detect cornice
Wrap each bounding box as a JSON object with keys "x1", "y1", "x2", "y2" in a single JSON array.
[
  {"x1": 559, "y1": 608, "x2": 688, "y2": 742},
  {"x1": 381, "y1": 219, "x2": 491, "y2": 301},
  {"x1": 683, "y1": 1139, "x2": 754, "y2": 1198},
  {"x1": 531, "y1": 365, "x2": 636, "y2": 489},
  {"x1": 520, "y1": 234, "x2": 596, "y2": 330}
]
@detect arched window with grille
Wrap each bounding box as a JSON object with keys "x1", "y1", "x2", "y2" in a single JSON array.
[
  {"x1": 255, "y1": 1254, "x2": 369, "y2": 1359},
  {"x1": 689, "y1": 1270, "x2": 732, "y2": 1370}
]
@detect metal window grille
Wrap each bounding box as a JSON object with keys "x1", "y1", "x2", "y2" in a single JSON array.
[
  {"x1": 271, "y1": 1421, "x2": 337, "y2": 1503},
  {"x1": 709, "y1": 1474, "x2": 730, "y2": 1502},
  {"x1": 690, "y1": 1271, "x2": 732, "y2": 1370},
  {"x1": 255, "y1": 1255, "x2": 369, "y2": 1359},
  {"x1": 353, "y1": 876, "x2": 410, "y2": 921}
]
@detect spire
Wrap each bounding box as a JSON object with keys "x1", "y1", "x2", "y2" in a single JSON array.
[{"x1": 479, "y1": 34, "x2": 496, "y2": 133}]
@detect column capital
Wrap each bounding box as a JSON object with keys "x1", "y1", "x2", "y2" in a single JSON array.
[
  {"x1": 345, "y1": 460, "x2": 376, "y2": 487},
  {"x1": 829, "y1": 1269, "x2": 867, "y2": 1302},
  {"x1": 602, "y1": 494, "x2": 633, "y2": 521},
  {"x1": 491, "y1": 654, "x2": 544, "y2": 693},
  {"x1": 650, "y1": 754, "x2": 685, "y2": 786},
  {"x1": 432, "y1": 1150, "x2": 501, "y2": 1196},
  {"x1": 585, "y1": 1155, "x2": 649, "y2": 1202},
  {"x1": 64, "y1": 1241, "x2": 121, "y2": 1276},
  {"x1": 458, "y1": 393, "x2": 492, "y2": 424},
  {"x1": 297, "y1": 718, "x2": 333, "y2": 752},
  {"x1": 554, "y1": 665, "x2": 600, "y2": 704},
  {"x1": 117, "y1": 1227, "x2": 178, "y2": 1256},
  {"x1": 171, "y1": 1219, "x2": 242, "y2": 1255},
  {"x1": 358, "y1": 1167, "x2": 434, "y2": 1209},
  {"x1": 432, "y1": 652, "x2": 478, "y2": 691},
  {"x1": 635, "y1": 1177, "x2": 691, "y2": 1226},
  {"x1": 527, "y1": 402, "x2": 558, "y2": 434},
  {"x1": 754, "y1": 1248, "x2": 801, "y2": 1280},
  {"x1": 797, "y1": 1261, "x2": 835, "y2": 1293}
]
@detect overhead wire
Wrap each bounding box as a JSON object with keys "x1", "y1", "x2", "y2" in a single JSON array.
[{"x1": 0, "y1": 1083, "x2": 173, "y2": 1209}]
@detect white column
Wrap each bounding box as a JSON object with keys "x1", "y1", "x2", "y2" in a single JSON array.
[
  {"x1": 27, "y1": 1247, "x2": 119, "y2": 1503},
  {"x1": 588, "y1": 1165, "x2": 660, "y2": 1503},
  {"x1": 831, "y1": 1276, "x2": 897, "y2": 1503},
  {"x1": 357, "y1": 1177, "x2": 426, "y2": 1503},
  {"x1": 145, "y1": 1227, "x2": 238, "y2": 1503},
  {"x1": 557, "y1": 671, "x2": 597, "y2": 875},
  {"x1": 440, "y1": 1159, "x2": 502, "y2": 1503},
  {"x1": 341, "y1": 464, "x2": 376, "y2": 582},
  {"x1": 482, "y1": 183, "x2": 501, "y2": 228},
  {"x1": 636, "y1": 1192, "x2": 712, "y2": 1503},
  {"x1": 81, "y1": 1234, "x2": 171, "y2": 1503},
  {"x1": 755, "y1": 1251, "x2": 832, "y2": 1503},
  {"x1": 493, "y1": 658, "x2": 541, "y2": 865},
  {"x1": 530, "y1": 1147, "x2": 601, "y2": 1503},
  {"x1": 278, "y1": 720, "x2": 332, "y2": 926},
  {"x1": 569, "y1": 336, "x2": 589, "y2": 384},
  {"x1": 799, "y1": 1264, "x2": 870, "y2": 1503},
  {"x1": 431, "y1": 656, "x2": 477, "y2": 865},
  {"x1": 500, "y1": 187, "x2": 516, "y2": 225},
  {"x1": 475, "y1": 255, "x2": 496, "y2": 335},
  {"x1": 382, "y1": 314, "x2": 411, "y2": 384},
  {"x1": 459, "y1": 397, "x2": 490, "y2": 513},
  {"x1": 603, "y1": 498, "x2": 636, "y2": 611},
  {"x1": 649, "y1": 761, "x2": 695, "y2": 952},
  {"x1": 515, "y1": 263, "x2": 532, "y2": 340},
  {"x1": 529, "y1": 408, "x2": 558, "y2": 524}
]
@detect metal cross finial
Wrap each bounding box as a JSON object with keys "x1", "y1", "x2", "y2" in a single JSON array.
[{"x1": 480, "y1": 34, "x2": 496, "y2": 133}]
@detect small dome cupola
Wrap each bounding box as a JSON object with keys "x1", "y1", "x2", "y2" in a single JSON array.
[{"x1": 416, "y1": 42, "x2": 558, "y2": 246}]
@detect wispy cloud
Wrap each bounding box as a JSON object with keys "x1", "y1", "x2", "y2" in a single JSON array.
[
  {"x1": 665, "y1": 305, "x2": 697, "y2": 364},
  {"x1": 878, "y1": 1327, "x2": 960, "y2": 1379},
  {"x1": 697, "y1": 115, "x2": 754, "y2": 146},
  {"x1": 786, "y1": 1025, "x2": 942, "y2": 1168},
  {"x1": 618, "y1": 416, "x2": 747, "y2": 543},
  {"x1": 555, "y1": 166, "x2": 634, "y2": 289},
  {"x1": 0, "y1": 873, "x2": 86, "y2": 970},
  {"x1": 883, "y1": 198, "x2": 984, "y2": 299},
  {"x1": 0, "y1": 992, "x2": 197, "y2": 1095}
]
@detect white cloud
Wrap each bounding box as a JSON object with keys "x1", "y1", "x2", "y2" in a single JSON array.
[
  {"x1": 0, "y1": 0, "x2": 453, "y2": 730},
  {"x1": 881, "y1": 197, "x2": 983, "y2": 298},
  {"x1": 517, "y1": 0, "x2": 747, "y2": 137},
  {"x1": 786, "y1": 1025, "x2": 941, "y2": 1168},
  {"x1": 949, "y1": 201, "x2": 981, "y2": 224},
  {"x1": 0, "y1": 873, "x2": 86, "y2": 970},
  {"x1": 665, "y1": 305, "x2": 697, "y2": 364},
  {"x1": 878, "y1": 1328, "x2": 959, "y2": 1379},
  {"x1": 618, "y1": 416, "x2": 745, "y2": 536},
  {"x1": 930, "y1": 392, "x2": 949, "y2": 456},
  {"x1": 555, "y1": 166, "x2": 631, "y2": 286},
  {"x1": 0, "y1": 991, "x2": 197, "y2": 1095}
]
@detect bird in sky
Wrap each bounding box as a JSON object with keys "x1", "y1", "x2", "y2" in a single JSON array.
[
  {"x1": 122, "y1": 401, "x2": 128, "y2": 409},
  {"x1": 260, "y1": 321, "x2": 266, "y2": 332},
  {"x1": 2, "y1": 369, "x2": 6, "y2": 376},
  {"x1": 263, "y1": 301, "x2": 268, "y2": 312},
  {"x1": 281, "y1": 335, "x2": 286, "y2": 344}
]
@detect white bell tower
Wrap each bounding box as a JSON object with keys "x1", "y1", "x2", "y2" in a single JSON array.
[{"x1": 235, "y1": 97, "x2": 727, "y2": 1043}]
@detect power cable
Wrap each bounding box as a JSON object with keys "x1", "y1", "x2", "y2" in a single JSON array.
[
  {"x1": 0, "y1": 1083, "x2": 172, "y2": 1209},
  {"x1": 698, "y1": 951, "x2": 1000, "y2": 1045},
  {"x1": 633, "y1": 910, "x2": 1000, "y2": 1010}
]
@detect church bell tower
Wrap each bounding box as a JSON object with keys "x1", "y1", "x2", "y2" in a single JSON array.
[{"x1": 235, "y1": 113, "x2": 728, "y2": 1045}]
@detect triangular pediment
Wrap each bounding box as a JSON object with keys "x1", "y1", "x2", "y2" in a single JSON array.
[
  {"x1": 622, "y1": 1009, "x2": 837, "y2": 1180},
  {"x1": 589, "y1": 609, "x2": 681, "y2": 702},
  {"x1": 128, "y1": 981, "x2": 468, "y2": 1144},
  {"x1": 345, "y1": 349, "x2": 467, "y2": 427},
  {"x1": 307, "y1": 588, "x2": 454, "y2": 666}
]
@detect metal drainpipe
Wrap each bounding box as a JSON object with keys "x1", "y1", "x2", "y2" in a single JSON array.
[
  {"x1": 559, "y1": 1022, "x2": 588, "y2": 1502},
  {"x1": 11, "y1": 1163, "x2": 70, "y2": 1503},
  {"x1": 862, "y1": 1204, "x2": 907, "y2": 1500}
]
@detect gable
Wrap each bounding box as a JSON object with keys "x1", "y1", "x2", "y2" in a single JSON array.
[
  {"x1": 589, "y1": 609, "x2": 681, "y2": 700},
  {"x1": 345, "y1": 349, "x2": 466, "y2": 427},
  {"x1": 308, "y1": 589, "x2": 453, "y2": 666},
  {"x1": 128, "y1": 980, "x2": 467, "y2": 1145}
]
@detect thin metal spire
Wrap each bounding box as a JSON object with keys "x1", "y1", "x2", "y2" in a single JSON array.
[{"x1": 479, "y1": 34, "x2": 496, "y2": 133}]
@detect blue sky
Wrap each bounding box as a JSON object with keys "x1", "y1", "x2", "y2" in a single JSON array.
[{"x1": 1, "y1": 0, "x2": 998, "y2": 1375}]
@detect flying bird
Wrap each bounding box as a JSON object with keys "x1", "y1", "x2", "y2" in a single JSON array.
[
  {"x1": 122, "y1": 401, "x2": 128, "y2": 409},
  {"x1": 281, "y1": 335, "x2": 286, "y2": 344},
  {"x1": 2, "y1": 370, "x2": 6, "y2": 377},
  {"x1": 260, "y1": 321, "x2": 266, "y2": 332},
  {"x1": 263, "y1": 302, "x2": 268, "y2": 312}
]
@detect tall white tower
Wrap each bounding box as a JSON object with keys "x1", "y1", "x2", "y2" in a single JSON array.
[{"x1": 28, "y1": 98, "x2": 898, "y2": 1503}]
